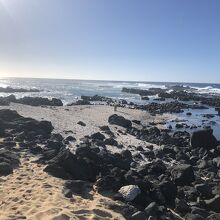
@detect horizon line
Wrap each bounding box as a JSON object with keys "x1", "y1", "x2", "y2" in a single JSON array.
[{"x1": 0, "y1": 76, "x2": 220, "y2": 86}]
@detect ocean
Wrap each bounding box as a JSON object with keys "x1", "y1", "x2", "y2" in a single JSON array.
[
  {"x1": 0, "y1": 77, "x2": 220, "y2": 105},
  {"x1": 1, "y1": 77, "x2": 220, "y2": 138}
]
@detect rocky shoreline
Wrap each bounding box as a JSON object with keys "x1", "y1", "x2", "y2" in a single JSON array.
[{"x1": 0, "y1": 103, "x2": 220, "y2": 219}]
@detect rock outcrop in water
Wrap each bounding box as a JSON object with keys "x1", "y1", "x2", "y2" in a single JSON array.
[
  {"x1": 0, "y1": 87, "x2": 41, "y2": 93},
  {"x1": 122, "y1": 86, "x2": 220, "y2": 109},
  {"x1": 122, "y1": 87, "x2": 165, "y2": 96},
  {"x1": 15, "y1": 97, "x2": 63, "y2": 106},
  {"x1": 81, "y1": 95, "x2": 114, "y2": 103},
  {"x1": 0, "y1": 95, "x2": 63, "y2": 106}
]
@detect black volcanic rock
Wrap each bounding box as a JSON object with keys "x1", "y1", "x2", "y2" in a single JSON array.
[
  {"x1": 122, "y1": 87, "x2": 165, "y2": 96},
  {"x1": 0, "y1": 96, "x2": 13, "y2": 106},
  {"x1": 0, "y1": 109, "x2": 22, "y2": 121},
  {"x1": 141, "y1": 96, "x2": 149, "y2": 100},
  {"x1": 171, "y1": 164, "x2": 195, "y2": 186},
  {"x1": 91, "y1": 132, "x2": 105, "y2": 141},
  {"x1": 108, "y1": 114, "x2": 132, "y2": 128},
  {"x1": 0, "y1": 149, "x2": 20, "y2": 176},
  {"x1": 143, "y1": 101, "x2": 189, "y2": 114},
  {"x1": 0, "y1": 162, "x2": 13, "y2": 175},
  {"x1": 81, "y1": 95, "x2": 114, "y2": 103},
  {"x1": 15, "y1": 97, "x2": 63, "y2": 106},
  {"x1": 45, "y1": 147, "x2": 98, "y2": 181},
  {"x1": 159, "y1": 90, "x2": 220, "y2": 108},
  {"x1": 190, "y1": 129, "x2": 218, "y2": 149},
  {"x1": 65, "y1": 136, "x2": 76, "y2": 142},
  {"x1": 0, "y1": 109, "x2": 53, "y2": 139},
  {"x1": 0, "y1": 95, "x2": 64, "y2": 106},
  {"x1": 77, "y1": 121, "x2": 86, "y2": 126},
  {"x1": 0, "y1": 86, "x2": 41, "y2": 93},
  {"x1": 205, "y1": 195, "x2": 220, "y2": 213}
]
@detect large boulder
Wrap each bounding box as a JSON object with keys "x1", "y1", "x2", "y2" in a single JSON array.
[
  {"x1": 0, "y1": 109, "x2": 22, "y2": 121},
  {"x1": 0, "y1": 109, "x2": 53, "y2": 138},
  {"x1": 91, "y1": 132, "x2": 105, "y2": 141},
  {"x1": 171, "y1": 164, "x2": 195, "y2": 186},
  {"x1": 159, "y1": 180, "x2": 177, "y2": 203},
  {"x1": 190, "y1": 129, "x2": 218, "y2": 149},
  {"x1": 14, "y1": 118, "x2": 53, "y2": 136},
  {"x1": 118, "y1": 185, "x2": 141, "y2": 201},
  {"x1": 0, "y1": 162, "x2": 13, "y2": 175},
  {"x1": 44, "y1": 148, "x2": 98, "y2": 181},
  {"x1": 108, "y1": 114, "x2": 132, "y2": 128},
  {"x1": 0, "y1": 149, "x2": 20, "y2": 176}
]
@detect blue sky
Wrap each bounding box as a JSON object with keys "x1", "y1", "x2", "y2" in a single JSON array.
[{"x1": 0, "y1": 0, "x2": 220, "y2": 82}]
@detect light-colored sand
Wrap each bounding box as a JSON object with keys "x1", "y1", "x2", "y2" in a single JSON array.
[
  {"x1": 0, "y1": 152, "x2": 125, "y2": 220},
  {"x1": 0, "y1": 103, "x2": 172, "y2": 220}
]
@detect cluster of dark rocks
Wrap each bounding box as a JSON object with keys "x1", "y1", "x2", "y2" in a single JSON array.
[
  {"x1": 140, "y1": 102, "x2": 189, "y2": 114},
  {"x1": 0, "y1": 86, "x2": 41, "y2": 93},
  {"x1": 0, "y1": 95, "x2": 16, "y2": 106},
  {"x1": 81, "y1": 95, "x2": 115, "y2": 103},
  {"x1": 0, "y1": 94, "x2": 63, "y2": 106},
  {"x1": 67, "y1": 95, "x2": 114, "y2": 106},
  {"x1": 1, "y1": 109, "x2": 220, "y2": 219},
  {"x1": 122, "y1": 87, "x2": 165, "y2": 97},
  {"x1": 15, "y1": 96, "x2": 63, "y2": 106},
  {"x1": 122, "y1": 86, "x2": 220, "y2": 109},
  {"x1": 0, "y1": 148, "x2": 19, "y2": 176},
  {"x1": 68, "y1": 95, "x2": 130, "y2": 107},
  {"x1": 158, "y1": 91, "x2": 220, "y2": 107},
  {"x1": 0, "y1": 109, "x2": 53, "y2": 175},
  {"x1": 41, "y1": 115, "x2": 220, "y2": 219}
]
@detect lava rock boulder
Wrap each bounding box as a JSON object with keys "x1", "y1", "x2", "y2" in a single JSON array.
[
  {"x1": 190, "y1": 129, "x2": 218, "y2": 149},
  {"x1": 108, "y1": 114, "x2": 132, "y2": 128}
]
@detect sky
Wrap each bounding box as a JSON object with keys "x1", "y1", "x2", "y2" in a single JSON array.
[{"x1": 0, "y1": 0, "x2": 220, "y2": 83}]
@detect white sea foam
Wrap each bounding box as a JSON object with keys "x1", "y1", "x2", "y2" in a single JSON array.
[
  {"x1": 191, "y1": 86, "x2": 220, "y2": 94},
  {"x1": 137, "y1": 83, "x2": 167, "y2": 89}
]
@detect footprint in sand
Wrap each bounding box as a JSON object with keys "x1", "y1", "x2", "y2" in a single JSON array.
[
  {"x1": 93, "y1": 209, "x2": 113, "y2": 218},
  {"x1": 72, "y1": 208, "x2": 113, "y2": 219}
]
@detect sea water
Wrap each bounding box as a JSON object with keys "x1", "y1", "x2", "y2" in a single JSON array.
[{"x1": 1, "y1": 77, "x2": 220, "y2": 138}]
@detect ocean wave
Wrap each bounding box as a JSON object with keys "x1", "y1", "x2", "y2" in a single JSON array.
[
  {"x1": 113, "y1": 82, "x2": 167, "y2": 89},
  {"x1": 137, "y1": 83, "x2": 167, "y2": 89},
  {"x1": 191, "y1": 86, "x2": 220, "y2": 94}
]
